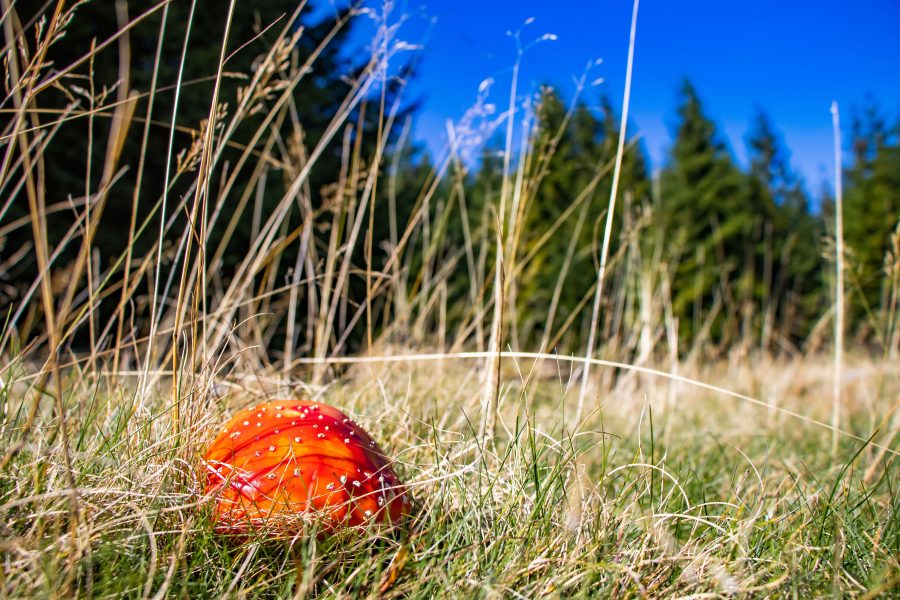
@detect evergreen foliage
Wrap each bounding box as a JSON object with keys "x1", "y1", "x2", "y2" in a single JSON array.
[
  {"x1": 842, "y1": 103, "x2": 900, "y2": 344},
  {"x1": 745, "y1": 110, "x2": 823, "y2": 351},
  {"x1": 6, "y1": 1, "x2": 361, "y2": 274},
  {"x1": 1, "y1": 0, "x2": 422, "y2": 352},
  {"x1": 2, "y1": 2, "x2": 898, "y2": 357},
  {"x1": 658, "y1": 81, "x2": 753, "y2": 350},
  {"x1": 515, "y1": 90, "x2": 650, "y2": 350}
]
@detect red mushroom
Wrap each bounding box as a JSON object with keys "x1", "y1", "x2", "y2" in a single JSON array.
[{"x1": 203, "y1": 400, "x2": 408, "y2": 534}]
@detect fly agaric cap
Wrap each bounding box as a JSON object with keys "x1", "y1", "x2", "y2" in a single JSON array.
[{"x1": 203, "y1": 400, "x2": 408, "y2": 534}]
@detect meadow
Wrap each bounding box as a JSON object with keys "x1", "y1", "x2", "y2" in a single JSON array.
[{"x1": 1, "y1": 1, "x2": 898, "y2": 598}]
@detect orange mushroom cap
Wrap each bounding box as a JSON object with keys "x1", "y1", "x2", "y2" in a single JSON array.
[{"x1": 203, "y1": 400, "x2": 408, "y2": 534}]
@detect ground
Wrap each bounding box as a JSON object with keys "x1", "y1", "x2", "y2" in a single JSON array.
[{"x1": 0, "y1": 353, "x2": 898, "y2": 598}]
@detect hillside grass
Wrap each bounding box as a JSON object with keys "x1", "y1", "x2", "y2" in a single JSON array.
[{"x1": 1, "y1": 354, "x2": 898, "y2": 598}]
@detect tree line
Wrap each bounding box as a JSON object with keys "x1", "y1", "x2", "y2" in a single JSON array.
[{"x1": 2, "y1": 1, "x2": 898, "y2": 362}]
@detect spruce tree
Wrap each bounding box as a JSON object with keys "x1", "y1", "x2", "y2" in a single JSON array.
[
  {"x1": 746, "y1": 110, "x2": 823, "y2": 350},
  {"x1": 843, "y1": 103, "x2": 900, "y2": 343},
  {"x1": 659, "y1": 80, "x2": 751, "y2": 351},
  {"x1": 2, "y1": 1, "x2": 417, "y2": 353},
  {"x1": 514, "y1": 89, "x2": 649, "y2": 351}
]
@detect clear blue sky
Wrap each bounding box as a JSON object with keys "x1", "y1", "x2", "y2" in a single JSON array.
[{"x1": 340, "y1": 0, "x2": 900, "y2": 196}]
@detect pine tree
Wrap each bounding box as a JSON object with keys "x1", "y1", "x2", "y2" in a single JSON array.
[
  {"x1": 746, "y1": 110, "x2": 823, "y2": 350},
  {"x1": 517, "y1": 89, "x2": 591, "y2": 346},
  {"x1": 4, "y1": 1, "x2": 360, "y2": 274},
  {"x1": 843, "y1": 102, "x2": 900, "y2": 343},
  {"x1": 514, "y1": 89, "x2": 649, "y2": 351},
  {"x1": 659, "y1": 80, "x2": 751, "y2": 351},
  {"x1": 444, "y1": 142, "x2": 503, "y2": 346},
  {"x1": 2, "y1": 1, "x2": 418, "y2": 353}
]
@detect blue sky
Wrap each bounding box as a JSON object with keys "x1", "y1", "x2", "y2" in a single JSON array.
[{"x1": 339, "y1": 0, "x2": 900, "y2": 195}]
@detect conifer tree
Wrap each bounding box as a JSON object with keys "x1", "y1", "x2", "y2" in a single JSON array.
[
  {"x1": 842, "y1": 103, "x2": 900, "y2": 342},
  {"x1": 659, "y1": 80, "x2": 750, "y2": 350},
  {"x1": 5, "y1": 2, "x2": 365, "y2": 270},
  {"x1": 514, "y1": 89, "x2": 649, "y2": 350},
  {"x1": 2, "y1": 1, "x2": 419, "y2": 353},
  {"x1": 746, "y1": 110, "x2": 823, "y2": 350}
]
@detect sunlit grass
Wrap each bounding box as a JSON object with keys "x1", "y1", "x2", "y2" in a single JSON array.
[{"x1": 1, "y1": 356, "x2": 897, "y2": 597}]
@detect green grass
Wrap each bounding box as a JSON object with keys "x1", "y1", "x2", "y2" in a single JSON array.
[{"x1": 1, "y1": 357, "x2": 897, "y2": 598}]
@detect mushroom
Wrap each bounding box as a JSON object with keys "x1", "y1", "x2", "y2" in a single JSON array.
[{"x1": 203, "y1": 400, "x2": 408, "y2": 534}]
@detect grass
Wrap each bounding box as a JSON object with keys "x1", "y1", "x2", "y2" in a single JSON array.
[
  {"x1": 1, "y1": 354, "x2": 898, "y2": 597},
  {"x1": 1, "y1": 1, "x2": 899, "y2": 597}
]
